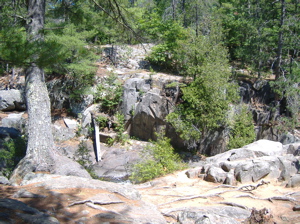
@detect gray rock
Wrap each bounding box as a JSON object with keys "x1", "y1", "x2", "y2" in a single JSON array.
[
  {"x1": 63, "y1": 118, "x2": 78, "y2": 129},
  {"x1": 52, "y1": 124, "x2": 76, "y2": 142},
  {"x1": 0, "y1": 89, "x2": 25, "y2": 111},
  {"x1": 278, "y1": 155, "x2": 299, "y2": 182},
  {"x1": 52, "y1": 154, "x2": 92, "y2": 179},
  {"x1": 185, "y1": 167, "x2": 203, "y2": 179},
  {"x1": 169, "y1": 206, "x2": 250, "y2": 224},
  {"x1": 1, "y1": 113, "x2": 26, "y2": 133},
  {"x1": 131, "y1": 92, "x2": 170, "y2": 141},
  {"x1": 13, "y1": 189, "x2": 46, "y2": 198},
  {"x1": 234, "y1": 160, "x2": 271, "y2": 183},
  {"x1": 0, "y1": 127, "x2": 21, "y2": 139},
  {"x1": 21, "y1": 174, "x2": 141, "y2": 200},
  {"x1": 205, "y1": 166, "x2": 227, "y2": 183},
  {"x1": 287, "y1": 174, "x2": 300, "y2": 187},
  {"x1": 93, "y1": 146, "x2": 141, "y2": 182},
  {"x1": 0, "y1": 176, "x2": 10, "y2": 185},
  {"x1": 89, "y1": 200, "x2": 166, "y2": 224}
]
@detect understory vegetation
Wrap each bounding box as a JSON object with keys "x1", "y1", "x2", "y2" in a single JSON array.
[
  {"x1": 0, "y1": 137, "x2": 27, "y2": 178},
  {"x1": 130, "y1": 135, "x2": 186, "y2": 183}
]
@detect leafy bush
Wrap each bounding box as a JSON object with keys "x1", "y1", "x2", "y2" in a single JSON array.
[
  {"x1": 96, "y1": 115, "x2": 109, "y2": 130},
  {"x1": 94, "y1": 73, "x2": 123, "y2": 114},
  {"x1": 228, "y1": 105, "x2": 256, "y2": 149},
  {"x1": 74, "y1": 141, "x2": 98, "y2": 179},
  {"x1": 107, "y1": 112, "x2": 129, "y2": 146},
  {"x1": 130, "y1": 136, "x2": 186, "y2": 183},
  {"x1": 0, "y1": 137, "x2": 27, "y2": 178}
]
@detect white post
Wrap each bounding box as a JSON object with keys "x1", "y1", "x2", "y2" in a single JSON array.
[{"x1": 93, "y1": 117, "x2": 101, "y2": 162}]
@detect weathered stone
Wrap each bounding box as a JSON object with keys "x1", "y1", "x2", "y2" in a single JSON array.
[
  {"x1": 0, "y1": 89, "x2": 25, "y2": 111},
  {"x1": 287, "y1": 174, "x2": 300, "y2": 188},
  {"x1": 130, "y1": 92, "x2": 170, "y2": 141},
  {"x1": 185, "y1": 168, "x2": 202, "y2": 179},
  {"x1": 13, "y1": 189, "x2": 46, "y2": 198},
  {"x1": 1, "y1": 113, "x2": 26, "y2": 133},
  {"x1": 20, "y1": 174, "x2": 141, "y2": 200},
  {"x1": 63, "y1": 118, "x2": 78, "y2": 129},
  {"x1": 0, "y1": 176, "x2": 10, "y2": 185},
  {"x1": 205, "y1": 166, "x2": 227, "y2": 183},
  {"x1": 170, "y1": 206, "x2": 250, "y2": 224},
  {"x1": 93, "y1": 146, "x2": 141, "y2": 182},
  {"x1": 234, "y1": 160, "x2": 271, "y2": 183}
]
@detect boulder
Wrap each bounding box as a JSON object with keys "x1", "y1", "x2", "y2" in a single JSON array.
[
  {"x1": 130, "y1": 91, "x2": 170, "y2": 141},
  {"x1": 287, "y1": 174, "x2": 300, "y2": 188},
  {"x1": 93, "y1": 145, "x2": 141, "y2": 182},
  {"x1": 0, "y1": 127, "x2": 21, "y2": 139},
  {"x1": 0, "y1": 176, "x2": 10, "y2": 185},
  {"x1": 167, "y1": 206, "x2": 250, "y2": 224},
  {"x1": 121, "y1": 78, "x2": 151, "y2": 120},
  {"x1": 0, "y1": 89, "x2": 25, "y2": 111},
  {"x1": 234, "y1": 160, "x2": 271, "y2": 183},
  {"x1": 205, "y1": 166, "x2": 227, "y2": 183},
  {"x1": 0, "y1": 198, "x2": 59, "y2": 224},
  {"x1": 20, "y1": 174, "x2": 141, "y2": 200},
  {"x1": 1, "y1": 113, "x2": 27, "y2": 133}
]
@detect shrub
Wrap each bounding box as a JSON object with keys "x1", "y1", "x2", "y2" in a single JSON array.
[
  {"x1": 228, "y1": 105, "x2": 256, "y2": 149},
  {"x1": 130, "y1": 136, "x2": 186, "y2": 183},
  {"x1": 74, "y1": 141, "x2": 98, "y2": 179},
  {"x1": 0, "y1": 137, "x2": 27, "y2": 178},
  {"x1": 107, "y1": 112, "x2": 129, "y2": 146}
]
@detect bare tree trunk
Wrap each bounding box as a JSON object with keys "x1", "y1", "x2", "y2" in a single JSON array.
[
  {"x1": 10, "y1": 0, "x2": 55, "y2": 183},
  {"x1": 274, "y1": 0, "x2": 286, "y2": 80}
]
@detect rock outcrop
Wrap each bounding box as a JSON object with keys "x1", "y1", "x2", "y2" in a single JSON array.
[{"x1": 187, "y1": 139, "x2": 300, "y2": 186}]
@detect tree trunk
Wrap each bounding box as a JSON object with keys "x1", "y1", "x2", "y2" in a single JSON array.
[
  {"x1": 10, "y1": 0, "x2": 55, "y2": 183},
  {"x1": 274, "y1": 0, "x2": 286, "y2": 80}
]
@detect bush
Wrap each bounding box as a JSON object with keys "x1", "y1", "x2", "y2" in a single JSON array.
[
  {"x1": 130, "y1": 136, "x2": 186, "y2": 183},
  {"x1": 74, "y1": 141, "x2": 98, "y2": 179},
  {"x1": 228, "y1": 105, "x2": 256, "y2": 149},
  {"x1": 0, "y1": 137, "x2": 27, "y2": 178},
  {"x1": 107, "y1": 112, "x2": 129, "y2": 146}
]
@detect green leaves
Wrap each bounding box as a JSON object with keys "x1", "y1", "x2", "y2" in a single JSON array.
[
  {"x1": 228, "y1": 105, "x2": 256, "y2": 149},
  {"x1": 130, "y1": 136, "x2": 186, "y2": 183}
]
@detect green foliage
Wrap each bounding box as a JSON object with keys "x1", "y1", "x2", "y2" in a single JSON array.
[
  {"x1": 270, "y1": 65, "x2": 300, "y2": 131},
  {"x1": 108, "y1": 112, "x2": 129, "y2": 146},
  {"x1": 96, "y1": 115, "x2": 109, "y2": 130},
  {"x1": 0, "y1": 137, "x2": 27, "y2": 178},
  {"x1": 228, "y1": 105, "x2": 256, "y2": 149},
  {"x1": 146, "y1": 21, "x2": 188, "y2": 71},
  {"x1": 74, "y1": 141, "x2": 98, "y2": 179},
  {"x1": 94, "y1": 73, "x2": 123, "y2": 114},
  {"x1": 130, "y1": 135, "x2": 186, "y2": 183},
  {"x1": 166, "y1": 30, "x2": 238, "y2": 147}
]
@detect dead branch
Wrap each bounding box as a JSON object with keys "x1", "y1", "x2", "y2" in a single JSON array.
[
  {"x1": 68, "y1": 199, "x2": 123, "y2": 207},
  {"x1": 214, "y1": 184, "x2": 238, "y2": 189},
  {"x1": 159, "y1": 193, "x2": 223, "y2": 206},
  {"x1": 238, "y1": 180, "x2": 270, "y2": 192},
  {"x1": 86, "y1": 202, "x2": 122, "y2": 215},
  {"x1": 217, "y1": 202, "x2": 249, "y2": 210},
  {"x1": 235, "y1": 194, "x2": 297, "y2": 202}
]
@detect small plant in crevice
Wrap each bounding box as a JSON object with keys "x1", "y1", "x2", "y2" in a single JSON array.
[
  {"x1": 0, "y1": 137, "x2": 27, "y2": 178},
  {"x1": 129, "y1": 134, "x2": 187, "y2": 183},
  {"x1": 94, "y1": 72, "x2": 123, "y2": 114},
  {"x1": 74, "y1": 141, "x2": 98, "y2": 179},
  {"x1": 108, "y1": 112, "x2": 129, "y2": 146}
]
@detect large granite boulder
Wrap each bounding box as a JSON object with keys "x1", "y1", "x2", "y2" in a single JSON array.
[
  {"x1": 0, "y1": 89, "x2": 26, "y2": 111},
  {"x1": 130, "y1": 90, "x2": 171, "y2": 141}
]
